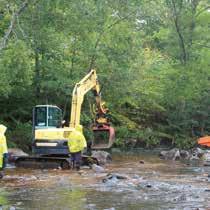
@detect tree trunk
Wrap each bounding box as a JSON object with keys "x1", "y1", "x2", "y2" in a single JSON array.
[
  {"x1": 34, "y1": 48, "x2": 41, "y2": 99},
  {"x1": 171, "y1": 0, "x2": 187, "y2": 64}
]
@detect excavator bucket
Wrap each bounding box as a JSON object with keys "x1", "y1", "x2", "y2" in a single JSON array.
[
  {"x1": 91, "y1": 125, "x2": 115, "y2": 149},
  {"x1": 198, "y1": 136, "x2": 210, "y2": 147}
]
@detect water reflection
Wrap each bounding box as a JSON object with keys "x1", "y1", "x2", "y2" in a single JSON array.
[
  {"x1": 0, "y1": 188, "x2": 8, "y2": 209},
  {"x1": 6, "y1": 186, "x2": 87, "y2": 210}
]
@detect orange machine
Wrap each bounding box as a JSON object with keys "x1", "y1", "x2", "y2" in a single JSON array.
[{"x1": 198, "y1": 136, "x2": 210, "y2": 147}]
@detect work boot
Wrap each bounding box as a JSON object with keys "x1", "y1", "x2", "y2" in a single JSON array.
[
  {"x1": 75, "y1": 162, "x2": 80, "y2": 171},
  {"x1": 71, "y1": 161, "x2": 75, "y2": 170}
]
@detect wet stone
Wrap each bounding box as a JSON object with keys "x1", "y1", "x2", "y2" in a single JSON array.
[
  {"x1": 86, "y1": 203, "x2": 97, "y2": 209},
  {"x1": 133, "y1": 174, "x2": 141, "y2": 179},
  {"x1": 92, "y1": 164, "x2": 105, "y2": 173},
  {"x1": 173, "y1": 194, "x2": 187, "y2": 202},
  {"x1": 159, "y1": 148, "x2": 181, "y2": 160},
  {"x1": 146, "y1": 184, "x2": 152, "y2": 188},
  {"x1": 192, "y1": 148, "x2": 205, "y2": 158},
  {"x1": 202, "y1": 151, "x2": 210, "y2": 161},
  {"x1": 180, "y1": 150, "x2": 190, "y2": 159},
  {"x1": 102, "y1": 176, "x2": 119, "y2": 185},
  {"x1": 190, "y1": 154, "x2": 200, "y2": 160},
  {"x1": 103, "y1": 208, "x2": 115, "y2": 210},
  {"x1": 203, "y1": 161, "x2": 210, "y2": 167},
  {"x1": 106, "y1": 173, "x2": 128, "y2": 180},
  {"x1": 8, "y1": 148, "x2": 29, "y2": 163},
  {"x1": 160, "y1": 147, "x2": 207, "y2": 162},
  {"x1": 91, "y1": 151, "x2": 112, "y2": 165}
]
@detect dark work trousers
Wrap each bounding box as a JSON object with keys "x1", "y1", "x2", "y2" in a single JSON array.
[
  {"x1": 0, "y1": 155, "x2": 7, "y2": 179},
  {"x1": 71, "y1": 151, "x2": 82, "y2": 170},
  {"x1": 0, "y1": 166, "x2": 3, "y2": 179}
]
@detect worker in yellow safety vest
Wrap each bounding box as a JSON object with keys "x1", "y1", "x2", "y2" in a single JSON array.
[
  {"x1": 0, "y1": 124, "x2": 8, "y2": 179},
  {"x1": 67, "y1": 125, "x2": 87, "y2": 170}
]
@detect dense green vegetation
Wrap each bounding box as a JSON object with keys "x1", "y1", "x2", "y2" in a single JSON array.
[{"x1": 0, "y1": 0, "x2": 210, "y2": 150}]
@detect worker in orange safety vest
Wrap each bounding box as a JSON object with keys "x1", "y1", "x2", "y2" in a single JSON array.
[{"x1": 0, "y1": 125, "x2": 8, "y2": 179}]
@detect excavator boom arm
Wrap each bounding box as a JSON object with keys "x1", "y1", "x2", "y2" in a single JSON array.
[{"x1": 70, "y1": 69, "x2": 105, "y2": 128}]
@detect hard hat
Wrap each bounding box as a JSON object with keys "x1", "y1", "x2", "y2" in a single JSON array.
[{"x1": 0, "y1": 125, "x2": 7, "y2": 134}]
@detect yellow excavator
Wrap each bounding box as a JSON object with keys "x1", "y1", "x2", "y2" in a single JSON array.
[{"x1": 15, "y1": 69, "x2": 115, "y2": 169}]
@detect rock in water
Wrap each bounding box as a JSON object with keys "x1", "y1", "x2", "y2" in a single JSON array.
[
  {"x1": 159, "y1": 151, "x2": 168, "y2": 159},
  {"x1": 189, "y1": 148, "x2": 205, "y2": 160},
  {"x1": 102, "y1": 173, "x2": 129, "y2": 183},
  {"x1": 92, "y1": 164, "x2": 105, "y2": 173},
  {"x1": 106, "y1": 173, "x2": 128, "y2": 180},
  {"x1": 91, "y1": 151, "x2": 112, "y2": 165},
  {"x1": 203, "y1": 150, "x2": 210, "y2": 161},
  {"x1": 160, "y1": 148, "x2": 180, "y2": 160},
  {"x1": 192, "y1": 147, "x2": 205, "y2": 158},
  {"x1": 160, "y1": 147, "x2": 205, "y2": 161},
  {"x1": 173, "y1": 150, "x2": 181, "y2": 161},
  {"x1": 8, "y1": 148, "x2": 28, "y2": 156},
  {"x1": 180, "y1": 150, "x2": 190, "y2": 159},
  {"x1": 8, "y1": 148, "x2": 29, "y2": 162}
]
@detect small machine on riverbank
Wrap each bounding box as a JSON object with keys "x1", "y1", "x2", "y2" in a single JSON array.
[
  {"x1": 198, "y1": 136, "x2": 210, "y2": 147},
  {"x1": 15, "y1": 69, "x2": 115, "y2": 169}
]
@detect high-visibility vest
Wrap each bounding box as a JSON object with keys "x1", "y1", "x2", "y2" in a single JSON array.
[
  {"x1": 0, "y1": 143, "x2": 3, "y2": 168},
  {"x1": 67, "y1": 130, "x2": 87, "y2": 153},
  {"x1": 0, "y1": 125, "x2": 8, "y2": 169}
]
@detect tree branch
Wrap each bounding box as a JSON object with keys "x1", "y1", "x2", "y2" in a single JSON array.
[
  {"x1": 195, "y1": 43, "x2": 210, "y2": 49},
  {"x1": 0, "y1": 0, "x2": 29, "y2": 52},
  {"x1": 171, "y1": 0, "x2": 187, "y2": 64},
  {"x1": 195, "y1": 6, "x2": 210, "y2": 18}
]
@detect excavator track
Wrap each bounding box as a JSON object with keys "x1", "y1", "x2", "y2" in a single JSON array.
[{"x1": 15, "y1": 155, "x2": 98, "y2": 170}]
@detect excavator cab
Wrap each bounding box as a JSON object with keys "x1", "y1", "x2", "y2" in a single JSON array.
[
  {"x1": 33, "y1": 105, "x2": 63, "y2": 130},
  {"x1": 32, "y1": 105, "x2": 66, "y2": 155}
]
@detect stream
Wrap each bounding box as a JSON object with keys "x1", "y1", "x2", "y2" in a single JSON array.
[{"x1": 0, "y1": 151, "x2": 210, "y2": 210}]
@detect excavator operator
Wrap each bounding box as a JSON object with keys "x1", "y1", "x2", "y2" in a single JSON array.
[
  {"x1": 67, "y1": 125, "x2": 87, "y2": 170},
  {"x1": 0, "y1": 124, "x2": 8, "y2": 179}
]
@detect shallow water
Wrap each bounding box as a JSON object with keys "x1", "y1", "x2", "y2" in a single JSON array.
[{"x1": 0, "y1": 151, "x2": 210, "y2": 210}]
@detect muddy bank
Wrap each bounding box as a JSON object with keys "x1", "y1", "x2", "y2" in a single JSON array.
[{"x1": 1, "y1": 151, "x2": 210, "y2": 209}]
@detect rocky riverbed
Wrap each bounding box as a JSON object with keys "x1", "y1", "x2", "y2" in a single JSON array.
[{"x1": 1, "y1": 150, "x2": 210, "y2": 209}]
